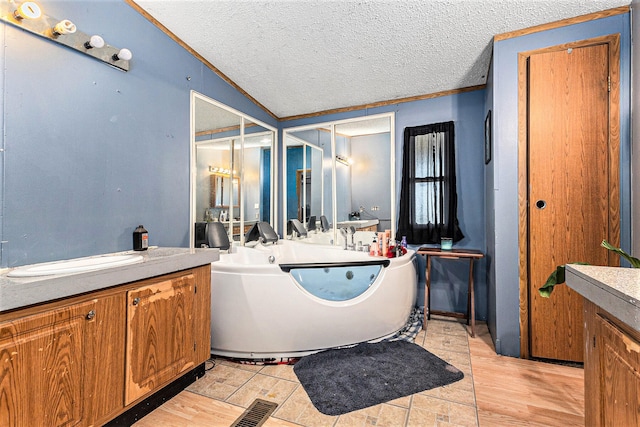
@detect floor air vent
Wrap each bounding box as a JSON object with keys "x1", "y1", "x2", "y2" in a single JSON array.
[{"x1": 230, "y1": 399, "x2": 278, "y2": 427}]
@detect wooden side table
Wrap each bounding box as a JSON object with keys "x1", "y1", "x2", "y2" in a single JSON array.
[{"x1": 417, "y1": 247, "x2": 484, "y2": 337}]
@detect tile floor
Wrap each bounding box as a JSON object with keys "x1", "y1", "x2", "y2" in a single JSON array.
[{"x1": 185, "y1": 316, "x2": 479, "y2": 426}]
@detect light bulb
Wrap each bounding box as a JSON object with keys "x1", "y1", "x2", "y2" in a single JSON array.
[
  {"x1": 84, "y1": 35, "x2": 105, "y2": 49},
  {"x1": 52, "y1": 20, "x2": 76, "y2": 36},
  {"x1": 112, "y1": 48, "x2": 132, "y2": 61},
  {"x1": 14, "y1": 2, "x2": 41, "y2": 20}
]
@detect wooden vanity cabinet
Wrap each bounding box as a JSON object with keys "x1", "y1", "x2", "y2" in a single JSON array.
[
  {"x1": 0, "y1": 264, "x2": 211, "y2": 427},
  {"x1": 0, "y1": 293, "x2": 125, "y2": 427},
  {"x1": 584, "y1": 299, "x2": 640, "y2": 426}
]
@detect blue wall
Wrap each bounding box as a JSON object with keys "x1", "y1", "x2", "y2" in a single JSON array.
[
  {"x1": 484, "y1": 57, "x2": 496, "y2": 342},
  {"x1": 489, "y1": 12, "x2": 631, "y2": 356},
  {"x1": 0, "y1": 1, "x2": 276, "y2": 267}
]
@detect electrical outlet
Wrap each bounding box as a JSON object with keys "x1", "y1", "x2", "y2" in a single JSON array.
[
  {"x1": 255, "y1": 213, "x2": 259, "y2": 219},
  {"x1": 254, "y1": 203, "x2": 259, "y2": 209}
]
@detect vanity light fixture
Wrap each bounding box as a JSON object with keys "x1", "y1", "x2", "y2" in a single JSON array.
[
  {"x1": 0, "y1": 1, "x2": 132, "y2": 71},
  {"x1": 52, "y1": 19, "x2": 76, "y2": 37},
  {"x1": 336, "y1": 154, "x2": 353, "y2": 166},
  {"x1": 209, "y1": 166, "x2": 237, "y2": 175},
  {"x1": 13, "y1": 1, "x2": 41, "y2": 20},
  {"x1": 84, "y1": 35, "x2": 105, "y2": 49},
  {"x1": 112, "y1": 48, "x2": 132, "y2": 62}
]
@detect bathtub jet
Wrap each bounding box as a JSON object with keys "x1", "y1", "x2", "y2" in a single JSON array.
[{"x1": 210, "y1": 239, "x2": 417, "y2": 359}]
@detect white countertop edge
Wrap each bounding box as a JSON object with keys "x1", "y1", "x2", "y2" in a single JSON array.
[
  {"x1": 566, "y1": 264, "x2": 640, "y2": 331},
  {"x1": 0, "y1": 247, "x2": 219, "y2": 313}
]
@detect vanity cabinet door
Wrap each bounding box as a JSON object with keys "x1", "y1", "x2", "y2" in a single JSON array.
[
  {"x1": 0, "y1": 300, "x2": 95, "y2": 427},
  {"x1": 85, "y1": 293, "x2": 126, "y2": 425},
  {"x1": 125, "y1": 273, "x2": 196, "y2": 405},
  {"x1": 596, "y1": 314, "x2": 640, "y2": 426}
]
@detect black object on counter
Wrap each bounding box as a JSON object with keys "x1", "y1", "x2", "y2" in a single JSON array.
[{"x1": 133, "y1": 225, "x2": 149, "y2": 251}]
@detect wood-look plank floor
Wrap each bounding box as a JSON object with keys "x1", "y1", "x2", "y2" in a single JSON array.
[
  {"x1": 134, "y1": 318, "x2": 584, "y2": 427},
  {"x1": 469, "y1": 324, "x2": 584, "y2": 426}
]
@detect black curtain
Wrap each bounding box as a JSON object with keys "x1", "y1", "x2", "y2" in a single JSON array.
[{"x1": 397, "y1": 121, "x2": 464, "y2": 244}]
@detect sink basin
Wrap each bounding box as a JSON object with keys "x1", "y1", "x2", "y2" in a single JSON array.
[{"x1": 7, "y1": 254, "x2": 144, "y2": 278}]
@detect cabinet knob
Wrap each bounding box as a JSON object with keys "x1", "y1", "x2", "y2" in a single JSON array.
[
  {"x1": 86, "y1": 310, "x2": 96, "y2": 320},
  {"x1": 132, "y1": 297, "x2": 140, "y2": 306}
]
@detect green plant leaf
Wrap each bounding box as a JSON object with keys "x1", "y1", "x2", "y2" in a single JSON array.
[
  {"x1": 539, "y1": 241, "x2": 638, "y2": 299},
  {"x1": 538, "y1": 262, "x2": 589, "y2": 298},
  {"x1": 539, "y1": 265, "x2": 564, "y2": 298},
  {"x1": 601, "y1": 240, "x2": 640, "y2": 268}
]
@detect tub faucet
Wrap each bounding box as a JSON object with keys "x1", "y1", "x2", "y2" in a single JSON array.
[
  {"x1": 342, "y1": 227, "x2": 356, "y2": 250},
  {"x1": 339, "y1": 228, "x2": 349, "y2": 250},
  {"x1": 348, "y1": 226, "x2": 357, "y2": 250}
]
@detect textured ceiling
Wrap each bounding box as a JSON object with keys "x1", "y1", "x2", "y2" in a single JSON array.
[{"x1": 135, "y1": 0, "x2": 629, "y2": 118}]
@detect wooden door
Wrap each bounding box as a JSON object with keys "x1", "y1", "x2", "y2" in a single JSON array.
[
  {"x1": 125, "y1": 273, "x2": 196, "y2": 405},
  {"x1": 528, "y1": 44, "x2": 611, "y2": 362},
  {"x1": 0, "y1": 300, "x2": 95, "y2": 427}
]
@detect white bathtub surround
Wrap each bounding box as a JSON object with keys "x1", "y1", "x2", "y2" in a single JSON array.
[
  {"x1": 295, "y1": 229, "x2": 378, "y2": 247},
  {"x1": 210, "y1": 239, "x2": 417, "y2": 359}
]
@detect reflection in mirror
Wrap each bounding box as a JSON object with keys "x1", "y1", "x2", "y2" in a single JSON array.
[
  {"x1": 285, "y1": 133, "x2": 325, "y2": 227},
  {"x1": 241, "y1": 118, "x2": 274, "y2": 241},
  {"x1": 282, "y1": 113, "x2": 394, "y2": 246},
  {"x1": 210, "y1": 173, "x2": 239, "y2": 208},
  {"x1": 335, "y1": 116, "x2": 392, "y2": 233},
  {"x1": 191, "y1": 91, "x2": 276, "y2": 248}
]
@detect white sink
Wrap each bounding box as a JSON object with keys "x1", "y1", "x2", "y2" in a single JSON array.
[{"x1": 7, "y1": 254, "x2": 144, "y2": 278}]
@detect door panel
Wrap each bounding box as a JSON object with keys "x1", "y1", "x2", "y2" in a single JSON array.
[
  {"x1": 125, "y1": 274, "x2": 195, "y2": 404},
  {"x1": 528, "y1": 44, "x2": 610, "y2": 361},
  {"x1": 0, "y1": 300, "x2": 95, "y2": 426}
]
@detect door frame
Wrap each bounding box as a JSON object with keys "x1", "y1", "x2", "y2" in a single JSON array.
[
  {"x1": 296, "y1": 168, "x2": 311, "y2": 222},
  {"x1": 517, "y1": 34, "x2": 621, "y2": 359}
]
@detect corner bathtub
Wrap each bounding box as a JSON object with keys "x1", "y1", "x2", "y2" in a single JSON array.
[{"x1": 210, "y1": 240, "x2": 417, "y2": 359}]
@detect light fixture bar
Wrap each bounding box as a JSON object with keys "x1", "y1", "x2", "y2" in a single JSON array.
[
  {"x1": 336, "y1": 154, "x2": 352, "y2": 166},
  {"x1": 0, "y1": 1, "x2": 132, "y2": 72}
]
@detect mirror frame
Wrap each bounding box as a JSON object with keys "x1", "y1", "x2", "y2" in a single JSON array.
[
  {"x1": 282, "y1": 112, "x2": 396, "y2": 243},
  {"x1": 190, "y1": 91, "x2": 278, "y2": 248}
]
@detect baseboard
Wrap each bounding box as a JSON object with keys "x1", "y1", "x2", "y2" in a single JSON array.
[{"x1": 104, "y1": 363, "x2": 206, "y2": 426}]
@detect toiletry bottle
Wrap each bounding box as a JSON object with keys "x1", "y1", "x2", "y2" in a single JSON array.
[
  {"x1": 133, "y1": 225, "x2": 149, "y2": 251},
  {"x1": 381, "y1": 233, "x2": 389, "y2": 257},
  {"x1": 370, "y1": 237, "x2": 378, "y2": 256},
  {"x1": 401, "y1": 236, "x2": 407, "y2": 249}
]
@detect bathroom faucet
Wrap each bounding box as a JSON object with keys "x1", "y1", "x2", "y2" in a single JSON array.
[
  {"x1": 345, "y1": 227, "x2": 356, "y2": 250},
  {"x1": 339, "y1": 228, "x2": 349, "y2": 250}
]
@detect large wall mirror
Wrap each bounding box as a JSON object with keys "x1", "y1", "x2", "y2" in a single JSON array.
[
  {"x1": 190, "y1": 91, "x2": 276, "y2": 247},
  {"x1": 282, "y1": 113, "x2": 395, "y2": 244}
]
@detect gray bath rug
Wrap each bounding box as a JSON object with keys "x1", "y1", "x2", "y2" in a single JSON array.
[{"x1": 293, "y1": 340, "x2": 464, "y2": 416}]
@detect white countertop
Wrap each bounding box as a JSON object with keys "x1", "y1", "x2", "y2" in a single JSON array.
[
  {"x1": 336, "y1": 219, "x2": 379, "y2": 228},
  {"x1": 566, "y1": 264, "x2": 640, "y2": 331},
  {"x1": 0, "y1": 247, "x2": 219, "y2": 313}
]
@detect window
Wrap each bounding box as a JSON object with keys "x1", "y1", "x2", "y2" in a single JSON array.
[{"x1": 398, "y1": 121, "x2": 463, "y2": 244}]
